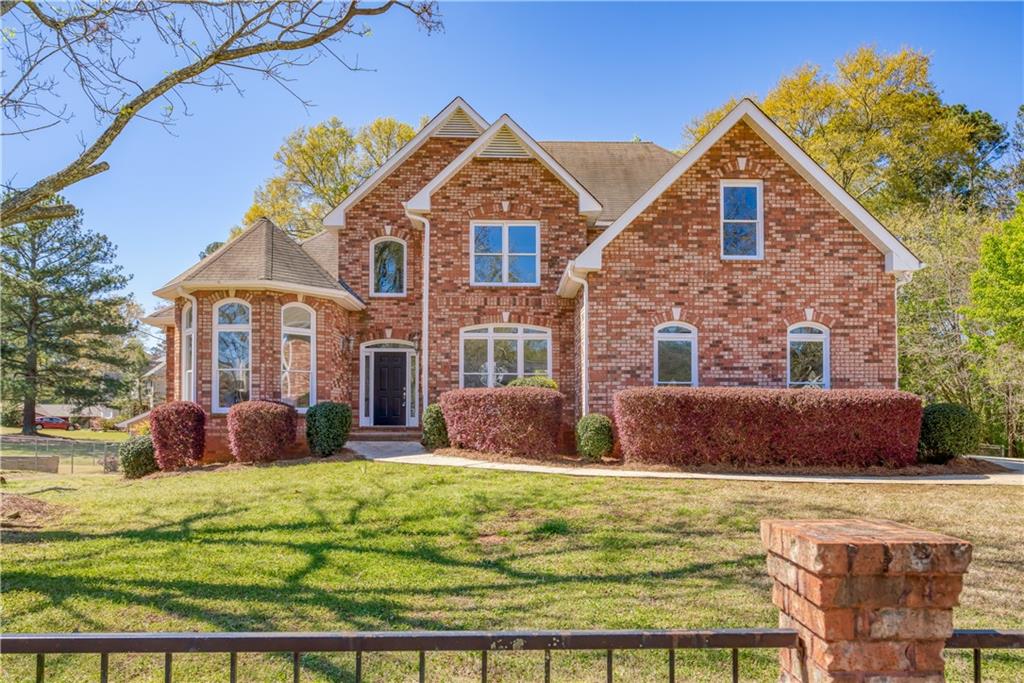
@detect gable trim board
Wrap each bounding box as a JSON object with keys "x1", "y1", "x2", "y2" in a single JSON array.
[
  {"x1": 323, "y1": 97, "x2": 488, "y2": 229},
  {"x1": 405, "y1": 115, "x2": 604, "y2": 219},
  {"x1": 560, "y1": 99, "x2": 922, "y2": 297}
]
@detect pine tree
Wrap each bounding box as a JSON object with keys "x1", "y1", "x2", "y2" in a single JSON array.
[{"x1": 1, "y1": 200, "x2": 133, "y2": 433}]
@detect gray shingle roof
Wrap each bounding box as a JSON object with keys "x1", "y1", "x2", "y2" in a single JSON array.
[
  {"x1": 300, "y1": 230, "x2": 338, "y2": 279},
  {"x1": 161, "y1": 218, "x2": 343, "y2": 293},
  {"x1": 540, "y1": 141, "x2": 679, "y2": 222}
]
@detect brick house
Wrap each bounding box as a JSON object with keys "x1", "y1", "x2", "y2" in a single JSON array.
[{"x1": 146, "y1": 97, "x2": 921, "y2": 457}]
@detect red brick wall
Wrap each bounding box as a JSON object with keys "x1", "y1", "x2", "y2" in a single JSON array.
[
  {"x1": 585, "y1": 121, "x2": 897, "y2": 416},
  {"x1": 168, "y1": 290, "x2": 355, "y2": 460},
  {"x1": 340, "y1": 137, "x2": 474, "y2": 412},
  {"x1": 423, "y1": 157, "x2": 588, "y2": 422}
]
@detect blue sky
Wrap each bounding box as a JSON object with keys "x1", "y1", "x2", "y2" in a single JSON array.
[{"x1": 4, "y1": 2, "x2": 1022, "y2": 314}]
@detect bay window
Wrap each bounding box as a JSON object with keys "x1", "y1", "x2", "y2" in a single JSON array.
[
  {"x1": 281, "y1": 304, "x2": 315, "y2": 410},
  {"x1": 213, "y1": 300, "x2": 250, "y2": 412}
]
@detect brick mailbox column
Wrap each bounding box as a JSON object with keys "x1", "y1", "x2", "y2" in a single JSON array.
[{"x1": 762, "y1": 519, "x2": 972, "y2": 682}]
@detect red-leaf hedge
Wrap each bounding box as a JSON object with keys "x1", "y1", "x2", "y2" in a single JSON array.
[
  {"x1": 439, "y1": 387, "x2": 563, "y2": 458},
  {"x1": 150, "y1": 401, "x2": 206, "y2": 470},
  {"x1": 227, "y1": 400, "x2": 298, "y2": 463},
  {"x1": 613, "y1": 387, "x2": 922, "y2": 468}
]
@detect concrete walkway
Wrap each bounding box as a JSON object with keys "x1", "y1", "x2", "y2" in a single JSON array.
[{"x1": 346, "y1": 441, "x2": 1024, "y2": 486}]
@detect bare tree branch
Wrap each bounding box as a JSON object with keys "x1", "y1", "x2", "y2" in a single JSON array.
[{"x1": 1, "y1": 0, "x2": 441, "y2": 226}]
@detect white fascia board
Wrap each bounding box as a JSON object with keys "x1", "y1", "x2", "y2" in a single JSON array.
[
  {"x1": 322, "y1": 97, "x2": 488, "y2": 229},
  {"x1": 574, "y1": 99, "x2": 923, "y2": 274},
  {"x1": 141, "y1": 313, "x2": 174, "y2": 327},
  {"x1": 153, "y1": 280, "x2": 366, "y2": 311},
  {"x1": 406, "y1": 115, "x2": 603, "y2": 218}
]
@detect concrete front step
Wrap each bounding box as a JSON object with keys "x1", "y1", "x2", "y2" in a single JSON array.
[{"x1": 349, "y1": 429, "x2": 422, "y2": 442}]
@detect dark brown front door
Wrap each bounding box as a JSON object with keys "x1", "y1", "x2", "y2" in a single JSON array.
[{"x1": 373, "y1": 352, "x2": 407, "y2": 426}]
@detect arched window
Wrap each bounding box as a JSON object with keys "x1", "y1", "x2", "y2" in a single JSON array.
[
  {"x1": 281, "y1": 304, "x2": 316, "y2": 410},
  {"x1": 180, "y1": 302, "x2": 195, "y2": 401},
  {"x1": 653, "y1": 323, "x2": 698, "y2": 386},
  {"x1": 460, "y1": 324, "x2": 551, "y2": 388},
  {"x1": 370, "y1": 237, "x2": 406, "y2": 296},
  {"x1": 787, "y1": 323, "x2": 830, "y2": 388},
  {"x1": 213, "y1": 300, "x2": 251, "y2": 411}
]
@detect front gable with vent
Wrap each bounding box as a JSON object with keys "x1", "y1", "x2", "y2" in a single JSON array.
[
  {"x1": 323, "y1": 97, "x2": 488, "y2": 229},
  {"x1": 406, "y1": 115, "x2": 602, "y2": 219}
]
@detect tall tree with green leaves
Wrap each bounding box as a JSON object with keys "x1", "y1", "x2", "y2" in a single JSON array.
[
  {"x1": 242, "y1": 116, "x2": 416, "y2": 239},
  {"x1": 964, "y1": 198, "x2": 1024, "y2": 455},
  {"x1": 1, "y1": 202, "x2": 133, "y2": 433},
  {"x1": 682, "y1": 47, "x2": 1008, "y2": 215}
]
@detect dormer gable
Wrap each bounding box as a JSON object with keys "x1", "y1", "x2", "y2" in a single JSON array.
[{"x1": 323, "y1": 97, "x2": 487, "y2": 229}]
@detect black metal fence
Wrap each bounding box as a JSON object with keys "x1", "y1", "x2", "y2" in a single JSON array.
[{"x1": 3, "y1": 628, "x2": 1021, "y2": 683}]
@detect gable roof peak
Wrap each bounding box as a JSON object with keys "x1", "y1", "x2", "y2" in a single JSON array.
[
  {"x1": 323, "y1": 97, "x2": 488, "y2": 229},
  {"x1": 406, "y1": 113, "x2": 603, "y2": 218},
  {"x1": 567, "y1": 98, "x2": 921, "y2": 284}
]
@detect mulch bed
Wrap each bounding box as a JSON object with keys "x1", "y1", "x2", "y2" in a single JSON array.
[{"x1": 432, "y1": 448, "x2": 1011, "y2": 477}]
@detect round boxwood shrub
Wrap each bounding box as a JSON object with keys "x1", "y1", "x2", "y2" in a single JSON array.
[
  {"x1": 119, "y1": 435, "x2": 158, "y2": 479},
  {"x1": 421, "y1": 403, "x2": 449, "y2": 449},
  {"x1": 305, "y1": 402, "x2": 352, "y2": 456},
  {"x1": 505, "y1": 375, "x2": 558, "y2": 390},
  {"x1": 919, "y1": 402, "x2": 981, "y2": 464},
  {"x1": 150, "y1": 401, "x2": 206, "y2": 470},
  {"x1": 227, "y1": 400, "x2": 298, "y2": 463},
  {"x1": 576, "y1": 413, "x2": 614, "y2": 461}
]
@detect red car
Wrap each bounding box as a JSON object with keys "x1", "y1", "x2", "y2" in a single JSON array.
[{"x1": 34, "y1": 416, "x2": 78, "y2": 431}]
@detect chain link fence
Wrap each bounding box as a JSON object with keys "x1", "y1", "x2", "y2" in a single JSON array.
[{"x1": 0, "y1": 435, "x2": 121, "y2": 474}]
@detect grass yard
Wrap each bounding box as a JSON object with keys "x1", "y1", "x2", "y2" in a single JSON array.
[{"x1": 1, "y1": 462, "x2": 1021, "y2": 682}]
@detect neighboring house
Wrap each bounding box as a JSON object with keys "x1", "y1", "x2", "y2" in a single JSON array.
[
  {"x1": 145, "y1": 97, "x2": 922, "y2": 457},
  {"x1": 141, "y1": 358, "x2": 167, "y2": 408},
  {"x1": 35, "y1": 404, "x2": 116, "y2": 421}
]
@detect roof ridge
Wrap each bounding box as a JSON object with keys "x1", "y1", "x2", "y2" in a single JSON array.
[
  {"x1": 295, "y1": 232, "x2": 345, "y2": 290},
  {"x1": 263, "y1": 218, "x2": 273, "y2": 280}
]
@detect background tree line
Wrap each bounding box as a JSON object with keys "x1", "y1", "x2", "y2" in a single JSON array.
[{"x1": 684, "y1": 47, "x2": 1023, "y2": 454}]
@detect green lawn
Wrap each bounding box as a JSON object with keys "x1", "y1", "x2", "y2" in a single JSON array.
[
  {"x1": 1, "y1": 426, "x2": 129, "y2": 442},
  {"x1": 1, "y1": 462, "x2": 1021, "y2": 682}
]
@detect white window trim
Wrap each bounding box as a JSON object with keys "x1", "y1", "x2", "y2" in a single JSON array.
[
  {"x1": 458, "y1": 324, "x2": 552, "y2": 388},
  {"x1": 358, "y1": 340, "x2": 419, "y2": 428},
  {"x1": 653, "y1": 322, "x2": 699, "y2": 386},
  {"x1": 180, "y1": 302, "x2": 196, "y2": 402},
  {"x1": 786, "y1": 322, "x2": 831, "y2": 389},
  {"x1": 720, "y1": 179, "x2": 764, "y2": 261},
  {"x1": 469, "y1": 221, "x2": 541, "y2": 287},
  {"x1": 281, "y1": 303, "x2": 316, "y2": 413},
  {"x1": 369, "y1": 236, "x2": 408, "y2": 297},
  {"x1": 211, "y1": 298, "x2": 252, "y2": 414}
]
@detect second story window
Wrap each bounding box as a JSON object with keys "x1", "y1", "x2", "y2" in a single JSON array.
[
  {"x1": 471, "y1": 222, "x2": 539, "y2": 286},
  {"x1": 720, "y1": 180, "x2": 763, "y2": 259},
  {"x1": 371, "y1": 237, "x2": 406, "y2": 296}
]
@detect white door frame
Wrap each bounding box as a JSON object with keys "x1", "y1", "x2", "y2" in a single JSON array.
[{"x1": 359, "y1": 340, "x2": 419, "y2": 427}]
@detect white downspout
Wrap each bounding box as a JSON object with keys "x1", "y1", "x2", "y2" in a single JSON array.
[
  {"x1": 405, "y1": 207, "x2": 430, "y2": 413},
  {"x1": 565, "y1": 262, "x2": 589, "y2": 416}
]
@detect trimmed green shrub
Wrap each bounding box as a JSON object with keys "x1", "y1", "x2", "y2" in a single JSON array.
[
  {"x1": 304, "y1": 402, "x2": 352, "y2": 456},
  {"x1": 119, "y1": 435, "x2": 157, "y2": 479},
  {"x1": 919, "y1": 403, "x2": 981, "y2": 464},
  {"x1": 576, "y1": 413, "x2": 614, "y2": 461},
  {"x1": 506, "y1": 375, "x2": 558, "y2": 390},
  {"x1": 421, "y1": 403, "x2": 449, "y2": 449}
]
